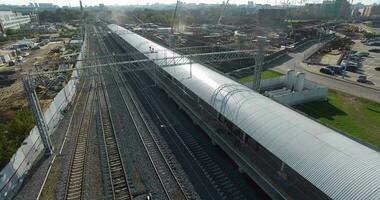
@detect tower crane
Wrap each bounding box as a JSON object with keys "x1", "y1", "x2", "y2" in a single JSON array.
[
  {"x1": 171, "y1": 0, "x2": 180, "y2": 33},
  {"x1": 217, "y1": 0, "x2": 230, "y2": 26}
]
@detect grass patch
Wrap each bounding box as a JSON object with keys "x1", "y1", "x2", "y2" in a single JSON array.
[
  {"x1": 59, "y1": 28, "x2": 79, "y2": 38},
  {"x1": 294, "y1": 90, "x2": 380, "y2": 148},
  {"x1": 0, "y1": 109, "x2": 34, "y2": 169},
  {"x1": 1, "y1": 29, "x2": 39, "y2": 42},
  {"x1": 239, "y1": 70, "x2": 283, "y2": 83}
]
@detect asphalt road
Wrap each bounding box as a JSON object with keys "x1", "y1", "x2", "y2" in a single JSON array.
[{"x1": 271, "y1": 43, "x2": 380, "y2": 102}]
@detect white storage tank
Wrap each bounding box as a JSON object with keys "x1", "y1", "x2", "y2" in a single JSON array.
[
  {"x1": 294, "y1": 72, "x2": 305, "y2": 92},
  {"x1": 286, "y1": 69, "x2": 296, "y2": 89}
]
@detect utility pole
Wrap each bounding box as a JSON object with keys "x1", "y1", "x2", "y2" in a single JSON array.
[
  {"x1": 253, "y1": 36, "x2": 268, "y2": 91},
  {"x1": 22, "y1": 75, "x2": 54, "y2": 155},
  {"x1": 343, "y1": 46, "x2": 350, "y2": 79}
]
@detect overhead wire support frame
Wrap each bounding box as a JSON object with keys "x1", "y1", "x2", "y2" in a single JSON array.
[
  {"x1": 27, "y1": 49, "x2": 259, "y2": 76},
  {"x1": 22, "y1": 75, "x2": 54, "y2": 155}
]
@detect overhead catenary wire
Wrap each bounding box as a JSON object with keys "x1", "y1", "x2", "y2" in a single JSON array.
[{"x1": 26, "y1": 48, "x2": 260, "y2": 76}]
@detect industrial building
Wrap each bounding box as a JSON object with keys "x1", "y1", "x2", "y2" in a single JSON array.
[
  {"x1": 244, "y1": 70, "x2": 328, "y2": 106},
  {"x1": 303, "y1": 0, "x2": 351, "y2": 19},
  {"x1": 11, "y1": 38, "x2": 35, "y2": 49},
  {"x1": 108, "y1": 24, "x2": 380, "y2": 200},
  {"x1": 0, "y1": 11, "x2": 31, "y2": 33}
]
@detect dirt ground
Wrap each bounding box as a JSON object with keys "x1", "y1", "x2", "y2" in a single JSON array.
[
  {"x1": 0, "y1": 41, "x2": 69, "y2": 120},
  {"x1": 18, "y1": 41, "x2": 66, "y2": 73},
  {"x1": 319, "y1": 50, "x2": 341, "y2": 65}
]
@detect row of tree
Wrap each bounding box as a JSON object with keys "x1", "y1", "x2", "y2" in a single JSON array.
[
  {"x1": 38, "y1": 8, "x2": 85, "y2": 23},
  {"x1": 128, "y1": 7, "x2": 258, "y2": 26}
]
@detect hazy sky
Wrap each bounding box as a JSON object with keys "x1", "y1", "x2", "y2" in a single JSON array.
[{"x1": 1, "y1": 0, "x2": 379, "y2": 6}]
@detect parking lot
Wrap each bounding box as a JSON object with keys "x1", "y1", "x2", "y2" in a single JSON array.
[
  {"x1": 306, "y1": 40, "x2": 380, "y2": 88},
  {"x1": 351, "y1": 40, "x2": 380, "y2": 86}
]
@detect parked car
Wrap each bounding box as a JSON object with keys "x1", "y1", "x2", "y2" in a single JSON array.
[
  {"x1": 341, "y1": 60, "x2": 360, "y2": 67},
  {"x1": 355, "y1": 52, "x2": 369, "y2": 57},
  {"x1": 320, "y1": 67, "x2": 335, "y2": 75},
  {"x1": 327, "y1": 65, "x2": 343, "y2": 74},
  {"x1": 16, "y1": 56, "x2": 23, "y2": 62},
  {"x1": 367, "y1": 41, "x2": 380, "y2": 46},
  {"x1": 366, "y1": 38, "x2": 380, "y2": 43},
  {"x1": 21, "y1": 52, "x2": 30, "y2": 57},
  {"x1": 357, "y1": 75, "x2": 369, "y2": 83},
  {"x1": 31, "y1": 46, "x2": 40, "y2": 50},
  {"x1": 369, "y1": 49, "x2": 380, "y2": 53},
  {"x1": 345, "y1": 55, "x2": 362, "y2": 62},
  {"x1": 8, "y1": 60, "x2": 16, "y2": 66},
  {"x1": 341, "y1": 60, "x2": 360, "y2": 72}
]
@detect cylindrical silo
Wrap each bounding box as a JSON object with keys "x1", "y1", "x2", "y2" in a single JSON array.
[
  {"x1": 286, "y1": 69, "x2": 296, "y2": 89},
  {"x1": 295, "y1": 72, "x2": 305, "y2": 92}
]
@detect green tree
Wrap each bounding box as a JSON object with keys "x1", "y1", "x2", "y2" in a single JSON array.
[{"x1": 0, "y1": 109, "x2": 34, "y2": 169}]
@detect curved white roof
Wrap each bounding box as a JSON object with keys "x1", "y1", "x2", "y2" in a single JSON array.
[{"x1": 108, "y1": 24, "x2": 380, "y2": 200}]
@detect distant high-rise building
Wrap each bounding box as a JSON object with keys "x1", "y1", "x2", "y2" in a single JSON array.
[
  {"x1": 363, "y1": 5, "x2": 380, "y2": 17},
  {"x1": 34, "y1": 3, "x2": 38, "y2": 7},
  {"x1": 38, "y1": 3, "x2": 58, "y2": 9},
  {"x1": 304, "y1": 0, "x2": 350, "y2": 19},
  {"x1": 248, "y1": 1, "x2": 254, "y2": 7},
  {"x1": 29, "y1": 3, "x2": 34, "y2": 7},
  {"x1": 335, "y1": 0, "x2": 351, "y2": 19}
]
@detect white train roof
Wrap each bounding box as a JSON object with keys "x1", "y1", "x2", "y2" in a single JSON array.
[{"x1": 108, "y1": 24, "x2": 380, "y2": 200}]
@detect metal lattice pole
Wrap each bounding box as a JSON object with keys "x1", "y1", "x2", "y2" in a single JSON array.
[
  {"x1": 253, "y1": 36, "x2": 267, "y2": 91},
  {"x1": 22, "y1": 75, "x2": 54, "y2": 155}
]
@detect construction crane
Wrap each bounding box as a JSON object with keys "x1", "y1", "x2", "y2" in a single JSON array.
[
  {"x1": 171, "y1": 0, "x2": 180, "y2": 33},
  {"x1": 217, "y1": 0, "x2": 230, "y2": 26}
]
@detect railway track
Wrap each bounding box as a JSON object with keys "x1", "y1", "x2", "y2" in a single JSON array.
[
  {"x1": 107, "y1": 35, "x2": 246, "y2": 199},
  {"x1": 97, "y1": 76, "x2": 132, "y2": 200},
  {"x1": 64, "y1": 79, "x2": 95, "y2": 200},
  {"x1": 94, "y1": 27, "x2": 191, "y2": 199},
  {"x1": 128, "y1": 70, "x2": 246, "y2": 200},
  {"x1": 91, "y1": 26, "x2": 133, "y2": 200},
  {"x1": 111, "y1": 71, "x2": 191, "y2": 200}
]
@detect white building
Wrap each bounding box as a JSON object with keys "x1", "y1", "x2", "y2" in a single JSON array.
[
  {"x1": 69, "y1": 39, "x2": 83, "y2": 48},
  {"x1": 0, "y1": 51, "x2": 11, "y2": 64},
  {"x1": 0, "y1": 11, "x2": 31, "y2": 33}
]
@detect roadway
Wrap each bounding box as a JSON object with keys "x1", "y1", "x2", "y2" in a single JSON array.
[{"x1": 271, "y1": 43, "x2": 380, "y2": 102}]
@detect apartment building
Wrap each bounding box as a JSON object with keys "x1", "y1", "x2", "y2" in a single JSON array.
[{"x1": 0, "y1": 11, "x2": 31, "y2": 33}]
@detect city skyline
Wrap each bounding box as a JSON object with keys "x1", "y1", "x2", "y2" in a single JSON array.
[{"x1": 1, "y1": 0, "x2": 379, "y2": 7}]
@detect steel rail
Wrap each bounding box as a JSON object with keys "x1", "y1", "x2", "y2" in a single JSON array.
[
  {"x1": 64, "y1": 76, "x2": 94, "y2": 200},
  {"x1": 96, "y1": 29, "x2": 189, "y2": 200},
  {"x1": 115, "y1": 36, "x2": 246, "y2": 199},
  {"x1": 94, "y1": 27, "x2": 133, "y2": 200}
]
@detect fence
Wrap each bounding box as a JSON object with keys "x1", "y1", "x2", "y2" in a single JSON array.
[
  {"x1": 303, "y1": 35, "x2": 336, "y2": 63},
  {"x1": 0, "y1": 38, "x2": 86, "y2": 200}
]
